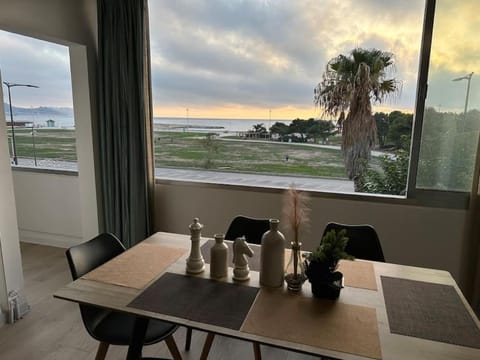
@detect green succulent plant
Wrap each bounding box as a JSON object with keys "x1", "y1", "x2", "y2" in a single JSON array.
[{"x1": 307, "y1": 229, "x2": 354, "y2": 267}]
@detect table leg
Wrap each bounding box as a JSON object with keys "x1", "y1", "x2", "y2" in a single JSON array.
[
  {"x1": 126, "y1": 317, "x2": 149, "y2": 360},
  {"x1": 253, "y1": 342, "x2": 261, "y2": 360},
  {"x1": 200, "y1": 332, "x2": 215, "y2": 360}
]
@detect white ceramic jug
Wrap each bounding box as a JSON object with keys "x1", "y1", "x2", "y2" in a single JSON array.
[
  {"x1": 260, "y1": 219, "x2": 285, "y2": 287},
  {"x1": 210, "y1": 233, "x2": 228, "y2": 278}
]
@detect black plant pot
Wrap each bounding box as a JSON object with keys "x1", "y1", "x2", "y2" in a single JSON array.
[
  {"x1": 309, "y1": 271, "x2": 343, "y2": 299},
  {"x1": 305, "y1": 260, "x2": 344, "y2": 299}
]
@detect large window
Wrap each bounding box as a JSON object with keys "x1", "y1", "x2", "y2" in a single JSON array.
[
  {"x1": 1, "y1": 30, "x2": 76, "y2": 170},
  {"x1": 416, "y1": 0, "x2": 480, "y2": 193},
  {"x1": 148, "y1": 0, "x2": 426, "y2": 196}
]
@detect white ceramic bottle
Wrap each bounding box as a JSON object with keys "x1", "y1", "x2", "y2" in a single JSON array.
[
  {"x1": 210, "y1": 233, "x2": 228, "y2": 279},
  {"x1": 260, "y1": 219, "x2": 286, "y2": 287}
]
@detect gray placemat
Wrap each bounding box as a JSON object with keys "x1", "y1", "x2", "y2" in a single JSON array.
[
  {"x1": 201, "y1": 240, "x2": 261, "y2": 271},
  {"x1": 128, "y1": 272, "x2": 259, "y2": 330},
  {"x1": 381, "y1": 276, "x2": 480, "y2": 348}
]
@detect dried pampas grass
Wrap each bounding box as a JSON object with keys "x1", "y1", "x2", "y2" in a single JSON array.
[{"x1": 282, "y1": 185, "x2": 310, "y2": 244}]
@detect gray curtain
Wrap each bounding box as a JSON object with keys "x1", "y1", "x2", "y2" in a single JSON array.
[{"x1": 97, "y1": 0, "x2": 154, "y2": 248}]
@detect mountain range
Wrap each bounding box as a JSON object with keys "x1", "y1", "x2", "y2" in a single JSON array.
[{"x1": 3, "y1": 103, "x2": 73, "y2": 117}]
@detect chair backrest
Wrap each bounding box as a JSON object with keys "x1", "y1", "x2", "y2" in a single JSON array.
[
  {"x1": 66, "y1": 232, "x2": 126, "y2": 279},
  {"x1": 225, "y1": 216, "x2": 270, "y2": 245},
  {"x1": 65, "y1": 233, "x2": 126, "y2": 339},
  {"x1": 322, "y1": 222, "x2": 385, "y2": 262}
]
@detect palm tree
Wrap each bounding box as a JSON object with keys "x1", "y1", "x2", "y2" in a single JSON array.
[{"x1": 314, "y1": 48, "x2": 399, "y2": 190}]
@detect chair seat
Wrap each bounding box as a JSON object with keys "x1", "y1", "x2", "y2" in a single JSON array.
[{"x1": 92, "y1": 310, "x2": 178, "y2": 345}]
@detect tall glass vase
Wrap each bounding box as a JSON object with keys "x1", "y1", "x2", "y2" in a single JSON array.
[{"x1": 284, "y1": 241, "x2": 306, "y2": 292}]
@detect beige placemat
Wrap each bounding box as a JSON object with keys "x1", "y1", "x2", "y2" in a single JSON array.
[
  {"x1": 284, "y1": 251, "x2": 377, "y2": 291},
  {"x1": 338, "y1": 259, "x2": 377, "y2": 290},
  {"x1": 82, "y1": 243, "x2": 187, "y2": 289},
  {"x1": 241, "y1": 288, "x2": 382, "y2": 359}
]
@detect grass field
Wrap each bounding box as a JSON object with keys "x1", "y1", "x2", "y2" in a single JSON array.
[
  {"x1": 6, "y1": 128, "x2": 360, "y2": 178},
  {"x1": 155, "y1": 132, "x2": 348, "y2": 178},
  {"x1": 9, "y1": 128, "x2": 78, "y2": 161}
]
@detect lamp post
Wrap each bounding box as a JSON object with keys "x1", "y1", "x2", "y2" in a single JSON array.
[
  {"x1": 31, "y1": 123, "x2": 37, "y2": 167},
  {"x1": 2, "y1": 82, "x2": 39, "y2": 165},
  {"x1": 452, "y1": 72, "x2": 474, "y2": 121}
]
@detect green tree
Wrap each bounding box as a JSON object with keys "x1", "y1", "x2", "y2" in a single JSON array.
[
  {"x1": 386, "y1": 111, "x2": 413, "y2": 149},
  {"x1": 199, "y1": 133, "x2": 220, "y2": 169},
  {"x1": 307, "y1": 120, "x2": 336, "y2": 143},
  {"x1": 289, "y1": 118, "x2": 310, "y2": 142},
  {"x1": 314, "y1": 48, "x2": 399, "y2": 190},
  {"x1": 252, "y1": 123, "x2": 267, "y2": 134},
  {"x1": 358, "y1": 136, "x2": 410, "y2": 195},
  {"x1": 374, "y1": 112, "x2": 389, "y2": 148},
  {"x1": 269, "y1": 122, "x2": 289, "y2": 140},
  {"x1": 417, "y1": 108, "x2": 480, "y2": 191}
]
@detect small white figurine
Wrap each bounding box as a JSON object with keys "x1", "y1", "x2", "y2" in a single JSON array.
[
  {"x1": 232, "y1": 236, "x2": 254, "y2": 281},
  {"x1": 186, "y1": 218, "x2": 205, "y2": 274}
]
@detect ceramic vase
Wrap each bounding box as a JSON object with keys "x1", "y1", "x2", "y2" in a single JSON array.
[
  {"x1": 260, "y1": 219, "x2": 285, "y2": 287},
  {"x1": 210, "y1": 233, "x2": 228, "y2": 278}
]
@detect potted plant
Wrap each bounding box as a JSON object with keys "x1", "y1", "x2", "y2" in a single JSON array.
[{"x1": 304, "y1": 229, "x2": 353, "y2": 299}]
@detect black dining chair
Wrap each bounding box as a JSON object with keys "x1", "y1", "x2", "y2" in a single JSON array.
[
  {"x1": 196, "y1": 215, "x2": 270, "y2": 360},
  {"x1": 66, "y1": 233, "x2": 182, "y2": 360},
  {"x1": 321, "y1": 222, "x2": 385, "y2": 262},
  {"x1": 225, "y1": 215, "x2": 271, "y2": 245}
]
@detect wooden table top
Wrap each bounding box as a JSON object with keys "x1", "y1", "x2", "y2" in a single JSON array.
[{"x1": 54, "y1": 232, "x2": 480, "y2": 360}]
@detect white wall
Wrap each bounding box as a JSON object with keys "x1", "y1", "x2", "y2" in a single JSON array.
[
  {"x1": 12, "y1": 170, "x2": 84, "y2": 248},
  {"x1": 0, "y1": 0, "x2": 98, "y2": 326},
  {"x1": 0, "y1": 72, "x2": 24, "y2": 324},
  {"x1": 155, "y1": 182, "x2": 467, "y2": 285},
  {"x1": 0, "y1": 0, "x2": 99, "y2": 241},
  {"x1": 0, "y1": 0, "x2": 97, "y2": 46}
]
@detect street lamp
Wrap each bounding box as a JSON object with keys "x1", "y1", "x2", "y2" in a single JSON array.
[
  {"x1": 31, "y1": 123, "x2": 37, "y2": 167},
  {"x1": 452, "y1": 72, "x2": 474, "y2": 119},
  {"x1": 2, "y1": 82, "x2": 39, "y2": 165}
]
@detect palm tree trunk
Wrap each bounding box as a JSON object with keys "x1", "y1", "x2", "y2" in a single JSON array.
[{"x1": 342, "y1": 63, "x2": 376, "y2": 185}]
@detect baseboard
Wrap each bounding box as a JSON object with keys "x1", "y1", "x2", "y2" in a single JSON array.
[{"x1": 19, "y1": 229, "x2": 83, "y2": 248}]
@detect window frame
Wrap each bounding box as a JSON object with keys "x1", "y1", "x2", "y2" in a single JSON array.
[{"x1": 150, "y1": 0, "x2": 475, "y2": 210}]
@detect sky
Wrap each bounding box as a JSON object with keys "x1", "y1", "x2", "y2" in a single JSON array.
[
  {"x1": 1, "y1": 0, "x2": 479, "y2": 120},
  {"x1": 0, "y1": 31, "x2": 72, "y2": 108},
  {"x1": 148, "y1": 0, "x2": 426, "y2": 119}
]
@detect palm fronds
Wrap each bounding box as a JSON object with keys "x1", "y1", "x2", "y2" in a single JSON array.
[{"x1": 313, "y1": 47, "x2": 400, "y2": 188}]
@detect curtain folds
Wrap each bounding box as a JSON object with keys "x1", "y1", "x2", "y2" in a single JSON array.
[{"x1": 97, "y1": 0, "x2": 154, "y2": 248}]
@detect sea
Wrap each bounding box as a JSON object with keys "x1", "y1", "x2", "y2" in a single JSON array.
[
  {"x1": 153, "y1": 117, "x2": 291, "y2": 133},
  {"x1": 9, "y1": 114, "x2": 292, "y2": 133}
]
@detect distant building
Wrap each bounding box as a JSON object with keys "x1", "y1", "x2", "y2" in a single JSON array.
[
  {"x1": 46, "y1": 119, "x2": 55, "y2": 127},
  {"x1": 6, "y1": 121, "x2": 33, "y2": 127}
]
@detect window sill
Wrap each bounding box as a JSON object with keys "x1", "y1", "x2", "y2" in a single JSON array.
[
  {"x1": 12, "y1": 165, "x2": 78, "y2": 177},
  {"x1": 154, "y1": 168, "x2": 469, "y2": 210}
]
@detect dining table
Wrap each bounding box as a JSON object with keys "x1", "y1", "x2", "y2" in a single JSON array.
[{"x1": 54, "y1": 232, "x2": 480, "y2": 360}]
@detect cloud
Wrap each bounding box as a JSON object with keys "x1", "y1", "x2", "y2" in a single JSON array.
[
  {"x1": 2, "y1": 0, "x2": 478, "y2": 119},
  {"x1": 148, "y1": 0, "x2": 427, "y2": 118},
  {"x1": 0, "y1": 31, "x2": 72, "y2": 107},
  {"x1": 418, "y1": 0, "x2": 480, "y2": 113}
]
